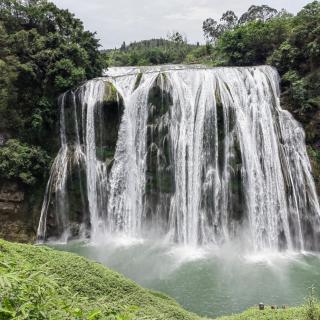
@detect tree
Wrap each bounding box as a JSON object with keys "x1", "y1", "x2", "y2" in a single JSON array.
[
  {"x1": 0, "y1": 0, "x2": 104, "y2": 139},
  {"x1": 202, "y1": 11, "x2": 237, "y2": 43},
  {"x1": 0, "y1": 139, "x2": 50, "y2": 185},
  {"x1": 167, "y1": 31, "x2": 185, "y2": 44},
  {"x1": 268, "y1": 0, "x2": 320, "y2": 117},
  {"x1": 270, "y1": 1, "x2": 320, "y2": 74},
  {"x1": 0, "y1": 0, "x2": 105, "y2": 185},
  {"x1": 203, "y1": 5, "x2": 279, "y2": 43},
  {"x1": 120, "y1": 41, "x2": 126, "y2": 51},
  {"x1": 216, "y1": 17, "x2": 292, "y2": 66},
  {"x1": 220, "y1": 10, "x2": 238, "y2": 30},
  {"x1": 238, "y1": 5, "x2": 278, "y2": 24},
  {"x1": 202, "y1": 18, "x2": 223, "y2": 43}
]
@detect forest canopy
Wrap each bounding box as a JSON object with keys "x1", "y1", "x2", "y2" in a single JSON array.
[{"x1": 0, "y1": 0, "x2": 105, "y2": 185}]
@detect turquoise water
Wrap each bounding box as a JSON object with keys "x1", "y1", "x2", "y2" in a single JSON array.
[{"x1": 52, "y1": 237, "x2": 320, "y2": 318}]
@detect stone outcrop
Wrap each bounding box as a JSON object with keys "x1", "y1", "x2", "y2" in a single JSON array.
[{"x1": 0, "y1": 181, "x2": 36, "y2": 242}]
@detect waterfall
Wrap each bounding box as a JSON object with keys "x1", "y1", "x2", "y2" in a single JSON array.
[
  {"x1": 37, "y1": 93, "x2": 70, "y2": 241},
  {"x1": 107, "y1": 70, "x2": 159, "y2": 235},
  {"x1": 37, "y1": 65, "x2": 320, "y2": 251}
]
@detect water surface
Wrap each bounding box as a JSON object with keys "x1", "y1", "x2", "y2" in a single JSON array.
[{"x1": 51, "y1": 236, "x2": 320, "y2": 318}]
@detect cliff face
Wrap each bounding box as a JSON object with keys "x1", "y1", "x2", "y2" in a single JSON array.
[{"x1": 0, "y1": 182, "x2": 35, "y2": 242}]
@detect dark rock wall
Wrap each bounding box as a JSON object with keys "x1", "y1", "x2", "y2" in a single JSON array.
[{"x1": 0, "y1": 181, "x2": 41, "y2": 242}]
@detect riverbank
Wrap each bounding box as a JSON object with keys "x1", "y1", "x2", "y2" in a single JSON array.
[
  {"x1": 217, "y1": 306, "x2": 307, "y2": 320},
  {"x1": 0, "y1": 239, "x2": 316, "y2": 320}
]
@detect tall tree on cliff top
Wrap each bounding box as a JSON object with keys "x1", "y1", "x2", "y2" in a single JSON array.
[
  {"x1": 0, "y1": 0, "x2": 104, "y2": 144},
  {"x1": 203, "y1": 5, "x2": 279, "y2": 42}
]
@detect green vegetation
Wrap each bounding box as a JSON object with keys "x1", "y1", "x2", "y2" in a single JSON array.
[
  {"x1": 103, "y1": 38, "x2": 197, "y2": 66},
  {"x1": 216, "y1": 288, "x2": 320, "y2": 320},
  {"x1": 216, "y1": 307, "x2": 309, "y2": 320},
  {"x1": 0, "y1": 239, "x2": 203, "y2": 320},
  {"x1": 0, "y1": 139, "x2": 50, "y2": 185},
  {"x1": 214, "y1": 17, "x2": 292, "y2": 66},
  {"x1": 214, "y1": 1, "x2": 319, "y2": 110},
  {"x1": 0, "y1": 0, "x2": 105, "y2": 185}
]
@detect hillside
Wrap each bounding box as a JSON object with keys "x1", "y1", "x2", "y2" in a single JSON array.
[
  {"x1": 0, "y1": 239, "x2": 205, "y2": 319},
  {"x1": 103, "y1": 38, "x2": 199, "y2": 66}
]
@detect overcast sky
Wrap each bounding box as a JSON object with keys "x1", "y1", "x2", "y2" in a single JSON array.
[{"x1": 51, "y1": 0, "x2": 311, "y2": 49}]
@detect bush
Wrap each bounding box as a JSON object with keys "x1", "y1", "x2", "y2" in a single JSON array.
[
  {"x1": 215, "y1": 17, "x2": 292, "y2": 66},
  {"x1": 0, "y1": 139, "x2": 50, "y2": 185},
  {"x1": 304, "y1": 286, "x2": 320, "y2": 320}
]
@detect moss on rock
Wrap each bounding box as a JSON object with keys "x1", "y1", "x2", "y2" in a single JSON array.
[{"x1": 103, "y1": 82, "x2": 119, "y2": 104}]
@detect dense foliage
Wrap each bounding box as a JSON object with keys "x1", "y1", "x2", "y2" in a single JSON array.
[
  {"x1": 269, "y1": 1, "x2": 320, "y2": 116},
  {"x1": 0, "y1": 240, "x2": 204, "y2": 320},
  {"x1": 215, "y1": 17, "x2": 292, "y2": 66},
  {"x1": 0, "y1": 139, "x2": 50, "y2": 185},
  {"x1": 0, "y1": 0, "x2": 104, "y2": 184},
  {"x1": 202, "y1": 5, "x2": 288, "y2": 44},
  {"x1": 213, "y1": 2, "x2": 319, "y2": 111},
  {"x1": 104, "y1": 38, "x2": 196, "y2": 66}
]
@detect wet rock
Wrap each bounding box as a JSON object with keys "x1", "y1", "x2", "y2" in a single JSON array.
[
  {"x1": 0, "y1": 202, "x2": 21, "y2": 214},
  {"x1": 0, "y1": 180, "x2": 40, "y2": 243},
  {"x1": 0, "y1": 186, "x2": 24, "y2": 202}
]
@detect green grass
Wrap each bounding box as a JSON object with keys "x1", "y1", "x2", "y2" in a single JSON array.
[
  {"x1": 216, "y1": 307, "x2": 306, "y2": 320},
  {"x1": 0, "y1": 239, "x2": 204, "y2": 320},
  {"x1": 216, "y1": 287, "x2": 320, "y2": 320},
  {"x1": 0, "y1": 239, "x2": 319, "y2": 320}
]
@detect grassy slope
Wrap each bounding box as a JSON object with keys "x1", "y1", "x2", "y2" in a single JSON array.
[
  {"x1": 216, "y1": 307, "x2": 307, "y2": 320},
  {"x1": 0, "y1": 239, "x2": 315, "y2": 320},
  {"x1": 0, "y1": 239, "x2": 204, "y2": 320}
]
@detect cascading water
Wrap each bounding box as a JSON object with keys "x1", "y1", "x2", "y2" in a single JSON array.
[{"x1": 37, "y1": 65, "x2": 320, "y2": 251}]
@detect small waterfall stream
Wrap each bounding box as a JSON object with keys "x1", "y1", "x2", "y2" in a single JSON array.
[{"x1": 37, "y1": 65, "x2": 320, "y2": 251}]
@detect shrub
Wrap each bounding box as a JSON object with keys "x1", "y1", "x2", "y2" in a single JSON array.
[
  {"x1": 0, "y1": 139, "x2": 51, "y2": 185},
  {"x1": 304, "y1": 286, "x2": 320, "y2": 320}
]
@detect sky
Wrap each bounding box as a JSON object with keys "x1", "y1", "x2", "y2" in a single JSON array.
[{"x1": 51, "y1": 0, "x2": 312, "y2": 49}]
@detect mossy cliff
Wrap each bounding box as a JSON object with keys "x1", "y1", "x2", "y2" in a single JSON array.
[
  {"x1": 0, "y1": 181, "x2": 44, "y2": 243},
  {"x1": 144, "y1": 75, "x2": 174, "y2": 226}
]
